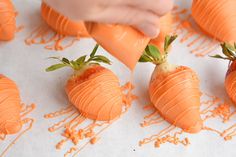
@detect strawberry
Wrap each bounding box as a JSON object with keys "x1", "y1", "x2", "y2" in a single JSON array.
[
  {"x1": 139, "y1": 35, "x2": 203, "y2": 133},
  {"x1": 211, "y1": 42, "x2": 236, "y2": 104},
  {"x1": 46, "y1": 45, "x2": 123, "y2": 121}
]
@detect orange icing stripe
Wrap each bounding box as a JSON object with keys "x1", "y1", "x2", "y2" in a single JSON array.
[{"x1": 0, "y1": 0, "x2": 16, "y2": 41}]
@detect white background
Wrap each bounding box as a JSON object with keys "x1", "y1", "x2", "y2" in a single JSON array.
[{"x1": 1, "y1": 0, "x2": 236, "y2": 156}]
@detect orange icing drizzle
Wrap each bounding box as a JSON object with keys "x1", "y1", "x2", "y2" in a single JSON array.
[
  {"x1": 25, "y1": 2, "x2": 89, "y2": 51},
  {"x1": 192, "y1": 0, "x2": 236, "y2": 43},
  {"x1": 172, "y1": 6, "x2": 219, "y2": 57},
  {"x1": 139, "y1": 93, "x2": 236, "y2": 148},
  {"x1": 149, "y1": 66, "x2": 203, "y2": 133},
  {"x1": 44, "y1": 77, "x2": 136, "y2": 156},
  {"x1": 0, "y1": 0, "x2": 16, "y2": 41},
  {"x1": 0, "y1": 75, "x2": 36, "y2": 157}
]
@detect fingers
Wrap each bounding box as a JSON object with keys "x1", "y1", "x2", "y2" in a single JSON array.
[
  {"x1": 88, "y1": 6, "x2": 161, "y2": 38},
  {"x1": 123, "y1": 0, "x2": 174, "y2": 16}
]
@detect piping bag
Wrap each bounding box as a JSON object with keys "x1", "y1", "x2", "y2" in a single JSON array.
[{"x1": 84, "y1": 13, "x2": 172, "y2": 70}]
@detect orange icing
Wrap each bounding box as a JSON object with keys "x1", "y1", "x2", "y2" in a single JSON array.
[
  {"x1": 0, "y1": 75, "x2": 36, "y2": 157},
  {"x1": 0, "y1": 0, "x2": 16, "y2": 41},
  {"x1": 25, "y1": 2, "x2": 89, "y2": 51},
  {"x1": 225, "y1": 71, "x2": 236, "y2": 104},
  {"x1": 149, "y1": 66, "x2": 202, "y2": 133},
  {"x1": 45, "y1": 79, "x2": 136, "y2": 156},
  {"x1": 192, "y1": 0, "x2": 236, "y2": 43}
]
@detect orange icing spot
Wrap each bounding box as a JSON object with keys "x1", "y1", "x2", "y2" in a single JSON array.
[
  {"x1": 192, "y1": 0, "x2": 236, "y2": 43},
  {"x1": 0, "y1": 75, "x2": 35, "y2": 157},
  {"x1": 0, "y1": 0, "x2": 16, "y2": 41},
  {"x1": 149, "y1": 66, "x2": 202, "y2": 133},
  {"x1": 25, "y1": 2, "x2": 90, "y2": 51},
  {"x1": 45, "y1": 70, "x2": 136, "y2": 156}
]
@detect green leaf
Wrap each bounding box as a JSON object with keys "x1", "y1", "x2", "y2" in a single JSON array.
[
  {"x1": 62, "y1": 58, "x2": 70, "y2": 64},
  {"x1": 46, "y1": 64, "x2": 67, "y2": 72},
  {"x1": 90, "y1": 44, "x2": 99, "y2": 57},
  {"x1": 164, "y1": 35, "x2": 177, "y2": 52},
  {"x1": 92, "y1": 55, "x2": 111, "y2": 64},
  {"x1": 76, "y1": 55, "x2": 86, "y2": 64},
  {"x1": 147, "y1": 45, "x2": 161, "y2": 60},
  {"x1": 225, "y1": 43, "x2": 236, "y2": 53},
  {"x1": 210, "y1": 54, "x2": 231, "y2": 60},
  {"x1": 70, "y1": 61, "x2": 80, "y2": 69},
  {"x1": 139, "y1": 54, "x2": 153, "y2": 62},
  {"x1": 221, "y1": 43, "x2": 235, "y2": 59},
  {"x1": 234, "y1": 42, "x2": 236, "y2": 49}
]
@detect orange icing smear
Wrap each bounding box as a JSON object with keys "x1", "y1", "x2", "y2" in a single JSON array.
[
  {"x1": 85, "y1": 23, "x2": 150, "y2": 70},
  {"x1": 0, "y1": 75, "x2": 22, "y2": 135},
  {"x1": 45, "y1": 80, "x2": 136, "y2": 157},
  {"x1": 65, "y1": 66, "x2": 123, "y2": 121},
  {"x1": 192, "y1": 0, "x2": 236, "y2": 43},
  {"x1": 0, "y1": 0, "x2": 16, "y2": 41},
  {"x1": 25, "y1": 2, "x2": 89, "y2": 51},
  {"x1": 225, "y1": 71, "x2": 236, "y2": 104},
  {"x1": 149, "y1": 66, "x2": 203, "y2": 133}
]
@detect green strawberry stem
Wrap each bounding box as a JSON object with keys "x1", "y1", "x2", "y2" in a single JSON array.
[
  {"x1": 211, "y1": 42, "x2": 236, "y2": 61},
  {"x1": 46, "y1": 44, "x2": 111, "y2": 72},
  {"x1": 139, "y1": 35, "x2": 177, "y2": 65}
]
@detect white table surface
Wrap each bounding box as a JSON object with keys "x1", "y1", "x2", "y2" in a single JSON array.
[{"x1": 1, "y1": 0, "x2": 236, "y2": 156}]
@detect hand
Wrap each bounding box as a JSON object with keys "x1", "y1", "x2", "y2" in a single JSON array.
[{"x1": 43, "y1": 0, "x2": 174, "y2": 38}]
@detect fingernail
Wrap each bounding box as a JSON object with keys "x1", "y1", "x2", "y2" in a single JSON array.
[{"x1": 146, "y1": 27, "x2": 160, "y2": 38}]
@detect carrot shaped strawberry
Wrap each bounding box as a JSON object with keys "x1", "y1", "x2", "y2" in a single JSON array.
[
  {"x1": 0, "y1": 75, "x2": 22, "y2": 134},
  {"x1": 46, "y1": 45, "x2": 126, "y2": 121},
  {"x1": 211, "y1": 42, "x2": 236, "y2": 104},
  {"x1": 0, "y1": 0, "x2": 16, "y2": 41},
  {"x1": 139, "y1": 35, "x2": 203, "y2": 133}
]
